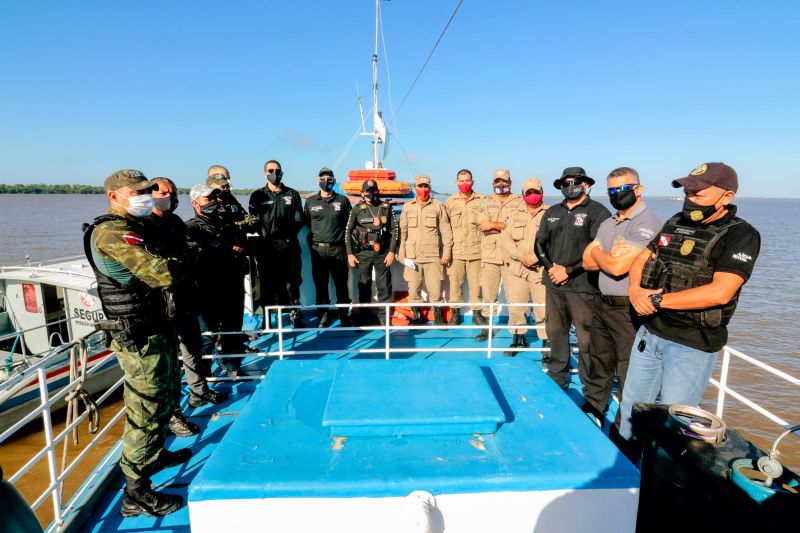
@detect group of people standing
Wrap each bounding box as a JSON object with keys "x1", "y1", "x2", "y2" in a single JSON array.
[{"x1": 84, "y1": 159, "x2": 760, "y2": 517}]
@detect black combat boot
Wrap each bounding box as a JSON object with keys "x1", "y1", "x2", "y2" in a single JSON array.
[
  {"x1": 504, "y1": 334, "x2": 522, "y2": 356},
  {"x1": 289, "y1": 309, "x2": 304, "y2": 328},
  {"x1": 189, "y1": 388, "x2": 229, "y2": 408},
  {"x1": 120, "y1": 480, "x2": 183, "y2": 518},
  {"x1": 411, "y1": 307, "x2": 425, "y2": 324},
  {"x1": 169, "y1": 409, "x2": 200, "y2": 437},
  {"x1": 433, "y1": 307, "x2": 445, "y2": 326},
  {"x1": 339, "y1": 311, "x2": 352, "y2": 328},
  {"x1": 143, "y1": 448, "x2": 193, "y2": 477},
  {"x1": 448, "y1": 308, "x2": 462, "y2": 325},
  {"x1": 318, "y1": 310, "x2": 331, "y2": 328},
  {"x1": 472, "y1": 311, "x2": 486, "y2": 326}
]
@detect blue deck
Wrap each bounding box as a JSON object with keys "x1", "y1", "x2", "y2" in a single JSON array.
[{"x1": 78, "y1": 315, "x2": 626, "y2": 532}]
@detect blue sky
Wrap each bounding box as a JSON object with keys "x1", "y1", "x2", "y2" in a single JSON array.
[{"x1": 1, "y1": 0, "x2": 798, "y2": 197}]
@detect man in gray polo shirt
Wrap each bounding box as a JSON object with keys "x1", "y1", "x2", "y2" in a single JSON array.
[{"x1": 580, "y1": 167, "x2": 662, "y2": 428}]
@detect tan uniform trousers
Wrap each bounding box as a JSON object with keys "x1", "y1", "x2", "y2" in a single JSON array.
[
  {"x1": 447, "y1": 258, "x2": 481, "y2": 310},
  {"x1": 478, "y1": 262, "x2": 507, "y2": 317},
  {"x1": 506, "y1": 268, "x2": 548, "y2": 339},
  {"x1": 405, "y1": 261, "x2": 444, "y2": 303}
]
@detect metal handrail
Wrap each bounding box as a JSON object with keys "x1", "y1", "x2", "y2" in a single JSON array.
[
  {"x1": 3, "y1": 302, "x2": 797, "y2": 533},
  {"x1": 710, "y1": 346, "x2": 799, "y2": 429}
]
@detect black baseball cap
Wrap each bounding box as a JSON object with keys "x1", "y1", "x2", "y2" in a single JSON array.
[
  {"x1": 672, "y1": 162, "x2": 738, "y2": 193},
  {"x1": 361, "y1": 179, "x2": 379, "y2": 192},
  {"x1": 319, "y1": 167, "x2": 334, "y2": 178}
]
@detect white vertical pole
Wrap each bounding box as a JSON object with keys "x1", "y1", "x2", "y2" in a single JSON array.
[
  {"x1": 277, "y1": 307, "x2": 284, "y2": 360},
  {"x1": 715, "y1": 348, "x2": 731, "y2": 419},
  {"x1": 384, "y1": 304, "x2": 391, "y2": 360},
  {"x1": 38, "y1": 367, "x2": 63, "y2": 525},
  {"x1": 487, "y1": 303, "x2": 495, "y2": 359}
]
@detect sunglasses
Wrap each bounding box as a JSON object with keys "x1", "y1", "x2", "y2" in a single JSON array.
[
  {"x1": 561, "y1": 179, "x2": 583, "y2": 188},
  {"x1": 416, "y1": 184, "x2": 430, "y2": 189},
  {"x1": 266, "y1": 168, "x2": 281, "y2": 174},
  {"x1": 607, "y1": 184, "x2": 638, "y2": 195}
]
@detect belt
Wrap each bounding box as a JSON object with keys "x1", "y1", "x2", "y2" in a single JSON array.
[
  {"x1": 600, "y1": 294, "x2": 630, "y2": 306},
  {"x1": 312, "y1": 242, "x2": 343, "y2": 248}
]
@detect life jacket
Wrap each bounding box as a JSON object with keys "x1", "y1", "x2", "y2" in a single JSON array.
[
  {"x1": 82, "y1": 214, "x2": 170, "y2": 339},
  {"x1": 641, "y1": 214, "x2": 743, "y2": 328}
]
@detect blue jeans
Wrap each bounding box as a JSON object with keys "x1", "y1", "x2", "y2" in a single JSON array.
[{"x1": 618, "y1": 327, "x2": 718, "y2": 439}]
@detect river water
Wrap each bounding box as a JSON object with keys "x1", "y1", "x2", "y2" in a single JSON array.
[{"x1": 1, "y1": 193, "x2": 798, "y2": 520}]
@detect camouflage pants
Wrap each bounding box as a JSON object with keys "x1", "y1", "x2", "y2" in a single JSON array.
[{"x1": 113, "y1": 331, "x2": 180, "y2": 481}]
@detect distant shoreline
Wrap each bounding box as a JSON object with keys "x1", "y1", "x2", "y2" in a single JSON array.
[{"x1": 0, "y1": 184, "x2": 258, "y2": 195}]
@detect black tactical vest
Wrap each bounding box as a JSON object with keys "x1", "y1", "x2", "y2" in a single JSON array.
[
  {"x1": 352, "y1": 202, "x2": 393, "y2": 252},
  {"x1": 82, "y1": 214, "x2": 169, "y2": 336},
  {"x1": 641, "y1": 214, "x2": 743, "y2": 328}
]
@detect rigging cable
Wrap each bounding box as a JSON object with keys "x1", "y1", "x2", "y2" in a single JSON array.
[{"x1": 396, "y1": 0, "x2": 465, "y2": 115}]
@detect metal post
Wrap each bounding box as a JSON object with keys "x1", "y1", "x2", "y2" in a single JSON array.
[
  {"x1": 384, "y1": 304, "x2": 391, "y2": 360},
  {"x1": 487, "y1": 303, "x2": 495, "y2": 359},
  {"x1": 277, "y1": 307, "x2": 284, "y2": 360},
  {"x1": 38, "y1": 367, "x2": 63, "y2": 525},
  {"x1": 715, "y1": 348, "x2": 731, "y2": 418}
]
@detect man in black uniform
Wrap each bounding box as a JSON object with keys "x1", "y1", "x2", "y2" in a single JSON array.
[
  {"x1": 187, "y1": 184, "x2": 254, "y2": 378},
  {"x1": 304, "y1": 167, "x2": 352, "y2": 327},
  {"x1": 206, "y1": 164, "x2": 249, "y2": 225},
  {"x1": 535, "y1": 167, "x2": 611, "y2": 389},
  {"x1": 345, "y1": 179, "x2": 398, "y2": 325},
  {"x1": 248, "y1": 159, "x2": 305, "y2": 327},
  {"x1": 148, "y1": 177, "x2": 228, "y2": 410},
  {"x1": 619, "y1": 162, "x2": 761, "y2": 441}
]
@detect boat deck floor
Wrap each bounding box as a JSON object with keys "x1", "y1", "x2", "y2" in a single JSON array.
[{"x1": 79, "y1": 315, "x2": 619, "y2": 533}]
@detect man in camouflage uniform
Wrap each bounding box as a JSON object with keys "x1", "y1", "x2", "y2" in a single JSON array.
[
  {"x1": 475, "y1": 168, "x2": 523, "y2": 341},
  {"x1": 83, "y1": 169, "x2": 193, "y2": 517},
  {"x1": 443, "y1": 169, "x2": 484, "y2": 325},
  {"x1": 500, "y1": 178, "x2": 549, "y2": 355},
  {"x1": 346, "y1": 179, "x2": 398, "y2": 325},
  {"x1": 398, "y1": 175, "x2": 453, "y2": 325}
]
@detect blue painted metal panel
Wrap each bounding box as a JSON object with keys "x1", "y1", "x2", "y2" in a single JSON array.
[
  {"x1": 190, "y1": 359, "x2": 639, "y2": 502},
  {"x1": 322, "y1": 360, "x2": 505, "y2": 436}
]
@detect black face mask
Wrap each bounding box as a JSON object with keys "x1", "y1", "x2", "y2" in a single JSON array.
[
  {"x1": 267, "y1": 169, "x2": 283, "y2": 185},
  {"x1": 364, "y1": 192, "x2": 380, "y2": 205},
  {"x1": 200, "y1": 202, "x2": 222, "y2": 219},
  {"x1": 682, "y1": 197, "x2": 721, "y2": 224},
  {"x1": 561, "y1": 183, "x2": 585, "y2": 200},
  {"x1": 609, "y1": 189, "x2": 637, "y2": 211},
  {"x1": 319, "y1": 178, "x2": 335, "y2": 193}
]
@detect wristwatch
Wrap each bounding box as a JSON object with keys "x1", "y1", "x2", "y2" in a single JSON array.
[{"x1": 650, "y1": 294, "x2": 663, "y2": 309}]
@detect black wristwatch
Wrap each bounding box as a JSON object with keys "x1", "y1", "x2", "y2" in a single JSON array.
[{"x1": 650, "y1": 294, "x2": 663, "y2": 309}]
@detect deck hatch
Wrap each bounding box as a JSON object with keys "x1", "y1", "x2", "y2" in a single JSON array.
[{"x1": 322, "y1": 360, "x2": 506, "y2": 436}]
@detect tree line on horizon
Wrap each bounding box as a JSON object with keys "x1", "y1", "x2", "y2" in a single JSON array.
[{"x1": 0, "y1": 183, "x2": 260, "y2": 195}]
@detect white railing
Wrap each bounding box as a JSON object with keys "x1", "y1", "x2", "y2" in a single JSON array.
[{"x1": 3, "y1": 303, "x2": 797, "y2": 532}]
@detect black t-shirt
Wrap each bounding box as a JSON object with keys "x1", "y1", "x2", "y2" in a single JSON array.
[
  {"x1": 303, "y1": 192, "x2": 352, "y2": 244},
  {"x1": 535, "y1": 196, "x2": 612, "y2": 293},
  {"x1": 644, "y1": 205, "x2": 761, "y2": 352},
  {"x1": 248, "y1": 185, "x2": 304, "y2": 241}
]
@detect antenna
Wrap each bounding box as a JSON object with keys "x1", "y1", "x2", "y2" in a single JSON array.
[{"x1": 356, "y1": 81, "x2": 367, "y2": 134}]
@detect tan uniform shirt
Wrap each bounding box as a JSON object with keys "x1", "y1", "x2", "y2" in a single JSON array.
[
  {"x1": 444, "y1": 192, "x2": 484, "y2": 261},
  {"x1": 399, "y1": 198, "x2": 453, "y2": 264},
  {"x1": 501, "y1": 202, "x2": 550, "y2": 278},
  {"x1": 476, "y1": 194, "x2": 523, "y2": 265}
]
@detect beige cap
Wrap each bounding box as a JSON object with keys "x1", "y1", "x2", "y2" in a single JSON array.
[
  {"x1": 414, "y1": 175, "x2": 431, "y2": 185},
  {"x1": 493, "y1": 168, "x2": 511, "y2": 182},
  {"x1": 522, "y1": 178, "x2": 543, "y2": 192}
]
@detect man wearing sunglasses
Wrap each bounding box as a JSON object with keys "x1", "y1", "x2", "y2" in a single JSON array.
[
  {"x1": 618, "y1": 163, "x2": 760, "y2": 445},
  {"x1": 248, "y1": 160, "x2": 306, "y2": 328},
  {"x1": 580, "y1": 168, "x2": 662, "y2": 429},
  {"x1": 535, "y1": 167, "x2": 611, "y2": 389}
]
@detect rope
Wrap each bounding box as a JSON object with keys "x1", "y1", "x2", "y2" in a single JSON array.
[
  {"x1": 59, "y1": 337, "x2": 100, "y2": 496},
  {"x1": 396, "y1": 0, "x2": 465, "y2": 115}
]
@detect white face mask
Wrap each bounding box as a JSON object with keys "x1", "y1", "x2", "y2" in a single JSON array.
[{"x1": 122, "y1": 194, "x2": 155, "y2": 217}]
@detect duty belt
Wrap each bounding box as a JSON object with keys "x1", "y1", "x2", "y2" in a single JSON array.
[
  {"x1": 600, "y1": 294, "x2": 630, "y2": 306},
  {"x1": 312, "y1": 242, "x2": 343, "y2": 248}
]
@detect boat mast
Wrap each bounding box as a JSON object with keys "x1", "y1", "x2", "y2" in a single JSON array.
[{"x1": 372, "y1": 0, "x2": 381, "y2": 169}]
